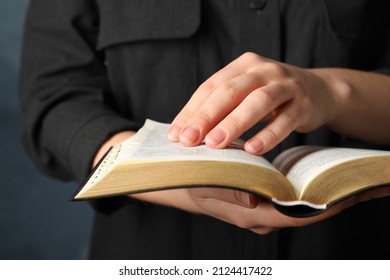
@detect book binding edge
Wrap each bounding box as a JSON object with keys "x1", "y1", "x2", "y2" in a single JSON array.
[{"x1": 271, "y1": 198, "x2": 327, "y2": 218}]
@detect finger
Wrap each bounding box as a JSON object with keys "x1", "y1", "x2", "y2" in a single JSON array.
[
  {"x1": 177, "y1": 73, "x2": 268, "y2": 146},
  {"x1": 191, "y1": 196, "x2": 296, "y2": 232},
  {"x1": 205, "y1": 82, "x2": 291, "y2": 148},
  {"x1": 189, "y1": 188, "x2": 259, "y2": 208},
  {"x1": 244, "y1": 102, "x2": 300, "y2": 155},
  {"x1": 189, "y1": 193, "x2": 267, "y2": 230},
  {"x1": 168, "y1": 59, "x2": 250, "y2": 141},
  {"x1": 168, "y1": 53, "x2": 267, "y2": 141},
  {"x1": 190, "y1": 191, "x2": 342, "y2": 232}
]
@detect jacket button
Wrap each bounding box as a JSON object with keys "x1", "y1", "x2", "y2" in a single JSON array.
[{"x1": 250, "y1": 0, "x2": 267, "y2": 11}]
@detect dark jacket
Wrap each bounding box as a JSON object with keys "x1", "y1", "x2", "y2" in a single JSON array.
[{"x1": 19, "y1": 0, "x2": 390, "y2": 259}]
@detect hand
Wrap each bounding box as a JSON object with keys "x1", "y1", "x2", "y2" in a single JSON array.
[
  {"x1": 168, "y1": 52, "x2": 345, "y2": 155},
  {"x1": 93, "y1": 131, "x2": 390, "y2": 234},
  {"x1": 134, "y1": 186, "x2": 390, "y2": 235}
]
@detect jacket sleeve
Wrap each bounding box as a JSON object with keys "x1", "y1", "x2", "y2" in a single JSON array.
[{"x1": 18, "y1": 0, "x2": 141, "y2": 183}]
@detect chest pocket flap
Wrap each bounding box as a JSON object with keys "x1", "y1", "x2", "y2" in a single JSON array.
[{"x1": 97, "y1": 0, "x2": 201, "y2": 50}]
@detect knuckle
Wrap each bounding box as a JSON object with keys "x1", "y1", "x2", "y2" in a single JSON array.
[
  {"x1": 264, "y1": 126, "x2": 281, "y2": 143},
  {"x1": 224, "y1": 114, "x2": 244, "y2": 130},
  {"x1": 227, "y1": 210, "x2": 255, "y2": 229},
  {"x1": 282, "y1": 112, "x2": 296, "y2": 129},
  {"x1": 219, "y1": 83, "x2": 240, "y2": 101},
  {"x1": 240, "y1": 52, "x2": 263, "y2": 65},
  {"x1": 254, "y1": 86, "x2": 277, "y2": 108},
  {"x1": 241, "y1": 51, "x2": 259, "y2": 60},
  {"x1": 193, "y1": 110, "x2": 213, "y2": 125},
  {"x1": 198, "y1": 81, "x2": 216, "y2": 95},
  {"x1": 263, "y1": 62, "x2": 288, "y2": 77},
  {"x1": 234, "y1": 217, "x2": 254, "y2": 229}
]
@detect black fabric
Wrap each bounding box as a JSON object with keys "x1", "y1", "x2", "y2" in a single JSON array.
[
  {"x1": 18, "y1": 0, "x2": 390, "y2": 259},
  {"x1": 89, "y1": 196, "x2": 390, "y2": 259}
]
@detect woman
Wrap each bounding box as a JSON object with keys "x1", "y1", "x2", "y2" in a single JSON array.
[{"x1": 19, "y1": 0, "x2": 390, "y2": 259}]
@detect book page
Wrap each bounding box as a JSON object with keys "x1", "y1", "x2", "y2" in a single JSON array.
[
  {"x1": 79, "y1": 144, "x2": 123, "y2": 192},
  {"x1": 118, "y1": 119, "x2": 278, "y2": 171},
  {"x1": 274, "y1": 146, "x2": 390, "y2": 194}
]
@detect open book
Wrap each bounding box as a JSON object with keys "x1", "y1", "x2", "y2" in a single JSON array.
[{"x1": 73, "y1": 119, "x2": 390, "y2": 217}]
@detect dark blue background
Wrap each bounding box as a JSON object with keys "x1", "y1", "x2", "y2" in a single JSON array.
[{"x1": 0, "y1": 0, "x2": 93, "y2": 259}]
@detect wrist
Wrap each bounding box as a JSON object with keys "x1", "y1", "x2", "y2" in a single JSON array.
[{"x1": 308, "y1": 68, "x2": 352, "y2": 126}]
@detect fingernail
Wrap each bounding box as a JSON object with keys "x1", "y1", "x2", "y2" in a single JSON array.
[
  {"x1": 236, "y1": 191, "x2": 258, "y2": 208},
  {"x1": 168, "y1": 123, "x2": 182, "y2": 141},
  {"x1": 179, "y1": 125, "x2": 200, "y2": 145},
  {"x1": 205, "y1": 128, "x2": 226, "y2": 147},
  {"x1": 245, "y1": 138, "x2": 264, "y2": 154}
]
